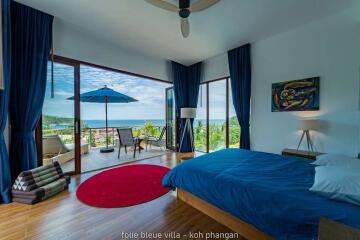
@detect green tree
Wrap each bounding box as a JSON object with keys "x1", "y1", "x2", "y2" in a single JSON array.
[
  {"x1": 194, "y1": 120, "x2": 206, "y2": 152},
  {"x1": 143, "y1": 121, "x2": 160, "y2": 137},
  {"x1": 229, "y1": 116, "x2": 240, "y2": 147},
  {"x1": 89, "y1": 131, "x2": 96, "y2": 147}
]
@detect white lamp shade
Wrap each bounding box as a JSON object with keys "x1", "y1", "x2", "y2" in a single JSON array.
[
  {"x1": 298, "y1": 119, "x2": 318, "y2": 130},
  {"x1": 181, "y1": 108, "x2": 197, "y2": 119}
]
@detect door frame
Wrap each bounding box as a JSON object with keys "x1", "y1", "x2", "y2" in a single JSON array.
[
  {"x1": 35, "y1": 57, "x2": 81, "y2": 175},
  {"x1": 165, "y1": 87, "x2": 177, "y2": 151},
  {"x1": 195, "y1": 77, "x2": 233, "y2": 153},
  {"x1": 36, "y1": 55, "x2": 172, "y2": 175}
]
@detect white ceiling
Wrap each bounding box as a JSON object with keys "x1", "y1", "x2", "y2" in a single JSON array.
[{"x1": 16, "y1": 0, "x2": 358, "y2": 65}]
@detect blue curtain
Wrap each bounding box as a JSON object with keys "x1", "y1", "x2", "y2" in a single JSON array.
[
  {"x1": 0, "y1": 0, "x2": 12, "y2": 204},
  {"x1": 172, "y1": 61, "x2": 202, "y2": 152},
  {"x1": 10, "y1": 2, "x2": 53, "y2": 179},
  {"x1": 228, "y1": 44, "x2": 251, "y2": 149}
]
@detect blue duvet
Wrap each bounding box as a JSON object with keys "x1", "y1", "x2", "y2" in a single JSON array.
[{"x1": 162, "y1": 149, "x2": 360, "y2": 239}]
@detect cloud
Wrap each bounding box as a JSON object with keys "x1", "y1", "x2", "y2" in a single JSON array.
[{"x1": 44, "y1": 63, "x2": 171, "y2": 120}]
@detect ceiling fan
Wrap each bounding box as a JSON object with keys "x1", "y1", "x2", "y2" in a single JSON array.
[{"x1": 145, "y1": 0, "x2": 220, "y2": 38}]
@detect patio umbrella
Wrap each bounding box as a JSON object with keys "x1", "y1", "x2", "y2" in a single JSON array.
[{"x1": 68, "y1": 85, "x2": 138, "y2": 153}]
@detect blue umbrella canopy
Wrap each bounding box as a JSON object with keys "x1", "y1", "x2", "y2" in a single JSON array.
[
  {"x1": 67, "y1": 85, "x2": 138, "y2": 103},
  {"x1": 67, "y1": 86, "x2": 138, "y2": 152}
]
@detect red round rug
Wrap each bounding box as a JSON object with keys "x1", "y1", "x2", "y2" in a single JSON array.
[{"x1": 76, "y1": 164, "x2": 170, "y2": 208}]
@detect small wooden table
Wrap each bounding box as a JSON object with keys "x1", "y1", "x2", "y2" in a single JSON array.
[
  {"x1": 134, "y1": 136, "x2": 145, "y2": 150},
  {"x1": 282, "y1": 148, "x2": 322, "y2": 160}
]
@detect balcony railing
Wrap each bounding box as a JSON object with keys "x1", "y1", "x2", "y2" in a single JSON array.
[{"x1": 43, "y1": 125, "x2": 165, "y2": 149}]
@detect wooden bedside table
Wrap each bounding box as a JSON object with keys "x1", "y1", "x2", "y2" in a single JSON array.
[
  {"x1": 282, "y1": 148, "x2": 322, "y2": 160},
  {"x1": 176, "y1": 152, "x2": 195, "y2": 163}
]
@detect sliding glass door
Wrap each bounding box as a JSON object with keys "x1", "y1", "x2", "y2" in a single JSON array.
[
  {"x1": 193, "y1": 78, "x2": 242, "y2": 152},
  {"x1": 194, "y1": 84, "x2": 208, "y2": 152},
  {"x1": 208, "y1": 79, "x2": 227, "y2": 151},
  {"x1": 40, "y1": 60, "x2": 80, "y2": 174},
  {"x1": 165, "y1": 87, "x2": 176, "y2": 150},
  {"x1": 38, "y1": 56, "x2": 172, "y2": 175},
  {"x1": 228, "y1": 82, "x2": 241, "y2": 148}
]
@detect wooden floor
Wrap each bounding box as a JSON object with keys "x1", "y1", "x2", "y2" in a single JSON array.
[
  {"x1": 0, "y1": 152, "x2": 244, "y2": 240},
  {"x1": 61, "y1": 144, "x2": 167, "y2": 173}
]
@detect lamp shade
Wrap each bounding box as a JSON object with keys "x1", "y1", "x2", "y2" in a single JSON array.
[
  {"x1": 181, "y1": 108, "x2": 196, "y2": 119},
  {"x1": 298, "y1": 119, "x2": 318, "y2": 130}
]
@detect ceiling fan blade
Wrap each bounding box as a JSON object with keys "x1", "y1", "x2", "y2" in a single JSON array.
[
  {"x1": 190, "y1": 0, "x2": 220, "y2": 12},
  {"x1": 145, "y1": 0, "x2": 179, "y2": 12},
  {"x1": 180, "y1": 18, "x2": 189, "y2": 38}
]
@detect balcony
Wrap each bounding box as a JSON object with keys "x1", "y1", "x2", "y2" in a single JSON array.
[{"x1": 42, "y1": 125, "x2": 168, "y2": 173}]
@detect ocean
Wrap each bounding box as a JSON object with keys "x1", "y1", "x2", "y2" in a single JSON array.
[
  {"x1": 49, "y1": 119, "x2": 225, "y2": 129},
  {"x1": 85, "y1": 119, "x2": 166, "y2": 128}
]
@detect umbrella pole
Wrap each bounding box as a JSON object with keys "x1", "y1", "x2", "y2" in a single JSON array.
[
  {"x1": 100, "y1": 96, "x2": 114, "y2": 153},
  {"x1": 105, "y1": 96, "x2": 108, "y2": 149}
]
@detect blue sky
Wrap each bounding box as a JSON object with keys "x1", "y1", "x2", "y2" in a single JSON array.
[
  {"x1": 43, "y1": 63, "x2": 171, "y2": 120},
  {"x1": 43, "y1": 62, "x2": 235, "y2": 120}
]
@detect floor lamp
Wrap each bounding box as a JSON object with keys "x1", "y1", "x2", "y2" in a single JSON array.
[
  {"x1": 179, "y1": 108, "x2": 196, "y2": 152},
  {"x1": 297, "y1": 119, "x2": 318, "y2": 152}
]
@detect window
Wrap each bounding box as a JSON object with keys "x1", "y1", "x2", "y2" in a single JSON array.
[
  {"x1": 228, "y1": 82, "x2": 240, "y2": 148},
  {"x1": 194, "y1": 84, "x2": 207, "y2": 152},
  {"x1": 42, "y1": 62, "x2": 75, "y2": 173},
  {"x1": 194, "y1": 77, "x2": 243, "y2": 152},
  {"x1": 208, "y1": 80, "x2": 227, "y2": 151}
]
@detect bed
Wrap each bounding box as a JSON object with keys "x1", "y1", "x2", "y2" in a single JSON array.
[{"x1": 162, "y1": 148, "x2": 360, "y2": 240}]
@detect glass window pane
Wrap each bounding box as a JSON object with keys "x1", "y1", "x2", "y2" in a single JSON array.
[
  {"x1": 166, "y1": 88, "x2": 175, "y2": 149},
  {"x1": 209, "y1": 80, "x2": 226, "y2": 151},
  {"x1": 194, "y1": 84, "x2": 207, "y2": 152},
  {"x1": 229, "y1": 81, "x2": 240, "y2": 148},
  {"x1": 42, "y1": 62, "x2": 75, "y2": 173}
]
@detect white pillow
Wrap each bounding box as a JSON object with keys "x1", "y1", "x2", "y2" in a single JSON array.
[
  {"x1": 312, "y1": 153, "x2": 356, "y2": 166},
  {"x1": 309, "y1": 166, "x2": 360, "y2": 206},
  {"x1": 326, "y1": 158, "x2": 360, "y2": 168}
]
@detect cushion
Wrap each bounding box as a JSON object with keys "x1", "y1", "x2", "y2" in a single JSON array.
[
  {"x1": 12, "y1": 162, "x2": 70, "y2": 205},
  {"x1": 312, "y1": 153, "x2": 356, "y2": 166},
  {"x1": 309, "y1": 166, "x2": 360, "y2": 206},
  {"x1": 326, "y1": 158, "x2": 360, "y2": 168}
]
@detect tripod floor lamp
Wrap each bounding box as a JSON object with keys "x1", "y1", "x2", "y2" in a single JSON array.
[{"x1": 179, "y1": 108, "x2": 197, "y2": 152}]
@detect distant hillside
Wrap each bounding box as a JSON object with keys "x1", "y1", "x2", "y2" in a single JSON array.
[
  {"x1": 42, "y1": 115, "x2": 88, "y2": 128},
  {"x1": 43, "y1": 115, "x2": 73, "y2": 125}
]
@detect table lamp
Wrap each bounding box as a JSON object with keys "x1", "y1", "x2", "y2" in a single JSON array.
[
  {"x1": 179, "y1": 108, "x2": 196, "y2": 152},
  {"x1": 297, "y1": 119, "x2": 318, "y2": 152}
]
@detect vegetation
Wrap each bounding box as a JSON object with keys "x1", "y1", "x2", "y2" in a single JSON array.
[
  {"x1": 194, "y1": 116, "x2": 240, "y2": 151},
  {"x1": 42, "y1": 115, "x2": 73, "y2": 128},
  {"x1": 42, "y1": 115, "x2": 89, "y2": 144},
  {"x1": 43, "y1": 115, "x2": 88, "y2": 129}
]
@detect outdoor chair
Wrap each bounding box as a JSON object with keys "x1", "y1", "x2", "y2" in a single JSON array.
[
  {"x1": 42, "y1": 135, "x2": 89, "y2": 165},
  {"x1": 117, "y1": 128, "x2": 141, "y2": 158},
  {"x1": 145, "y1": 127, "x2": 166, "y2": 151}
]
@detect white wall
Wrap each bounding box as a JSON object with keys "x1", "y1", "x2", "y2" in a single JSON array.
[
  {"x1": 53, "y1": 19, "x2": 172, "y2": 82},
  {"x1": 201, "y1": 53, "x2": 229, "y2": 82},
  {"x1": 203, "y1": 6, "x2": 360, "y2": 156}
]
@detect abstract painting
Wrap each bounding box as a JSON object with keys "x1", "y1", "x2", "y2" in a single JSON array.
[{"x1": 272, "y1": 77, "x2": 319, "y2": 112}]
